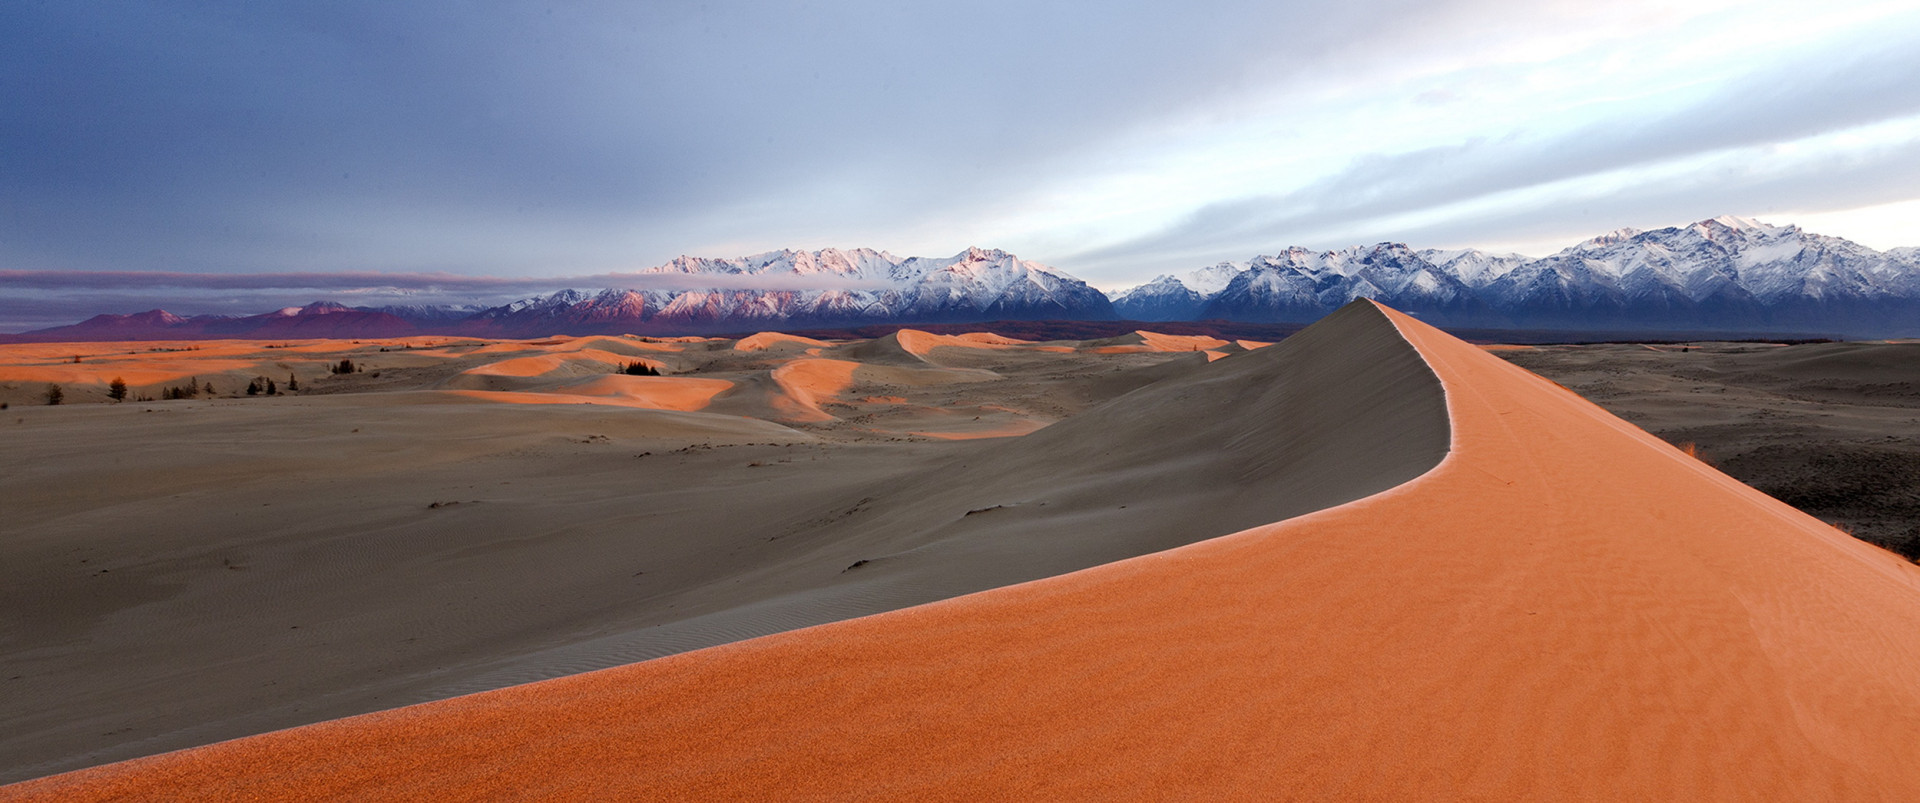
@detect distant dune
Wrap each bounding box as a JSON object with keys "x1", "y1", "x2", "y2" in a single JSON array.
[{"x1": 9, "y1": 300, "x2": 1918, "y2": 798}]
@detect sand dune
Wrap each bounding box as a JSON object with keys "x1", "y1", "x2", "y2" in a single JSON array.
[
  {"x1": 0, "y1": 303, "x2": 1440, "y2": 784},
  {"x1": 442, "y1": 375, "x2": 735, "y2": 411},
  {"x1": 1085, "y1": 330, "x2": 1232, "y2": 354},
  {"x1": 10, "y1": 300, "x2": 1920, "y2": 798},
  {"x1": 732, "y1": 332, "x2": 833, "y2": 352},
  {"x1": 454, "y1": 350, "x2": 643, "y2": 379},
  {"x1": 11, "y1": 302, "x2": 1920, "y2": 798}
]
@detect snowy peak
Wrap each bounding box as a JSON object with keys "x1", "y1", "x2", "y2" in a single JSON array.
[
  {"x1": 274, "y1": 301, "x2": 352, "y2": 317},
  {"x1": 1185, "y1": 262, "x2": 1243, "y2": 296},
  {"x1": 1701, "y1": 214, "x2": 1770, "y2": 232},
  {"x1": 466, "y1": 246, "x2": 1112, "y2": 334},
  {"x1": 1149, "y1": 215, "x2": 1920, "y2": 335}
]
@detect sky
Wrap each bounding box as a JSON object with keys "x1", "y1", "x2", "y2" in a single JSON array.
[{"x1": 4, "y1": 0, "x2": 1920, "y2": 329}]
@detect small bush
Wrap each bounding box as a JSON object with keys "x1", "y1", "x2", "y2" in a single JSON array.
[
  {"x1": 622, "y1": 361, "x2": 661, "y2": 376},
  {"x1": 45, "y1": 384, "x2": 63, "y2": 405}
]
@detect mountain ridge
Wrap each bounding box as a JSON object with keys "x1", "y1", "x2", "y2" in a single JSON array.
[
  {"x1": 1118, "y1": 217, "x2": 1920, "y2": 336},
  {"x1": 10, "y1": 219, "x2": 1920, "y2": 341}
]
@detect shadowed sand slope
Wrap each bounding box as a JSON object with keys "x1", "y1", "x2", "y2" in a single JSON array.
[
  {"x1": 14, "y1": 301, "x2": 1920, "y2": 798},
  {"x1": 396, "y1": 301, "x2": 1449, "y2": 694},
  {"x1": 0, "y1": 301, "x2": 1439, "y2": 782}
]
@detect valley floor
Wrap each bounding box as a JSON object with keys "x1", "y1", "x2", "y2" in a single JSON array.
[{"x1": 1499, "y1": 340, "x2": 1920, "y2": 560}]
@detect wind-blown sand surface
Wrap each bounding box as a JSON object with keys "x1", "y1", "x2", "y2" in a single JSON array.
[
  {"x1": 9, "y1": 300, "x2": 1919, "y2": 798},
  {"x1": 2, "y1": 324, "x2": 1310, "y2": 781}
]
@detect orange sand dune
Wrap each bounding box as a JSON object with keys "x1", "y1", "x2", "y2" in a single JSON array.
[
  {"x1": 704, "y1": 370, "x2": 841, "y2": 423},
  {"x1": 458, "y1": 349, "x2": 654, "y2": 379},
  {"x1": 1088, "y1": 330, "x2": 1231, "y2": 354},
  {"x1": 12, "y1": 301, "x2": 1920, "y2": 799},
  {"x1": 461, "y1": 336, "x2": 691, "y2": 357},
  {"x1": 769, "y1": 358, "x2": 859, "y2": 409},
  {"x1": 0, "y1": 341, "x2": 294, "y2": 386},
  {"x1": 1235, "y1": 339, "x2": 1273, "y2": 350},
  {"x1": 893, "y1": 329, "x2": 1029, "y2": 354},
  {"x1": 733, "y1": 332, "x2": 834, "y2": 351},
  {"x1": 0, "y1": 361, "x2": 258, "y2": 387},
  {"x1": 830, "y1": 331, "x2": 1025, "y2": 370}
]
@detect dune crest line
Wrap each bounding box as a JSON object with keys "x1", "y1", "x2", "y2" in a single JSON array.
[{"x1": 10, "y1": 300, "x2": 1920, "y2": 799}]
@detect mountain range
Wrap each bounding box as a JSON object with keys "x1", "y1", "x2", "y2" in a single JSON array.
[
  {"x1": 10, "y1": 217, "x2": 1920, "y2": 342},
  {"x1": 1116, "y1": 216, "x2": 1920, "y2": 335}
]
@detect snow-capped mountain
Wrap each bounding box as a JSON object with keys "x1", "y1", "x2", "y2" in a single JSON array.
[
  {"x1": 1115, "y1": 217, "x2": 1920, "y2": 335},
  {"x1": 12, "y1": 221, "x2": 1920, "y2": 342},
  {"x1": 1112, "y1": 262, "x2": 1242, "y2": 321},
  {"x1": 1479, "y1": 216, "x2": 1920, "y2": 331},
  {"x1": 462, "y1": 247, "x2": 1113, "y2": 335}
]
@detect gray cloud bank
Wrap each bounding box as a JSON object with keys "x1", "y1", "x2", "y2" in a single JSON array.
[
  {"x1": 5, "y1": 1, "x2": 1918, "y2": 301},
  {"x1": 1, "y1": 0, "x2": 1454, "y2": 276},
  {"x1": 0, "y1": 268, "x2": 893, "y2": 331}
]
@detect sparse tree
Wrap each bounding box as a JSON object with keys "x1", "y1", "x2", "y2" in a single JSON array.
[
  {"x1": 623, "y1": 361, "x2": 661, "y2": 376},
  {"x1": 287, "y1": 373, "x2": 299, "y2": 392},
  {"x1": 334, "y1": 358, "x2": 355, "y2": 375},
  {"x1": 204, "y1": 381, "x2": 215, "y2": 396},
  {"x1": 266, "y1": 379, "x2": 278, "y2": 395},
  {"x1": 45, "y1": 384, "x2": 63, "y2": 405},
  {"x1": 108, "y1": 377, "x2": 128, "y2": 402},
  {"x1": 247, "y1": 379, "x2": 261, "y2": 396},
  {"x1": 72, "y1": 355, "x2": 82, "y2": 363}
]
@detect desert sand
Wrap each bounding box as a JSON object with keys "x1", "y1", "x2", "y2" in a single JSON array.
[
  {"x1": 5, "y1": 323, "x2": 1331, "y2": 781},
  {"x1": 7, "y1": 300, "x2": 1918, "y2": 798}
]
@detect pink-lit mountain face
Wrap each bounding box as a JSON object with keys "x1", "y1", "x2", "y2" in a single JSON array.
[
  {"x1": 13, "y1": 220, "x2": 1920, "y2": 342},
  {"x1": 1116, "y1": 217, "x2": 1920, "y2": 336}
]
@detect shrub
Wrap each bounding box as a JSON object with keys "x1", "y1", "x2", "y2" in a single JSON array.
[
  {"x1": 45, "y1": 384, "x2": 63, "y2": 405},
  {"x1": 108, "y1": 377, "x2": 128, "y2": 402},
  {"x1": 622, "y1": 361, "x2": 661, "y2": 376}
]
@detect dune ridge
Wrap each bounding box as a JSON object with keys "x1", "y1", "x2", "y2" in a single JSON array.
[
  {"x1": 0, "y1": 302, "x2": 1445, "y2": 782},
  {"x1": 10, "y1": 301, "x2": 1920, "y2": 798}
]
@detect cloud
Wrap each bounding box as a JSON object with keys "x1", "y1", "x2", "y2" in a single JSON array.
[
  {"x1": 0, "y1": 269, "x2": 893, "y2": 294},
  {"x1": 0, "y1": 0, "x2": 1484, "y2": 275},
  {"x1": 0, "y1": 265, "x2": 897, "y2": 331},
  {"x1": 1071, "y1": 21, "x2": 1920, "y2": 271}
]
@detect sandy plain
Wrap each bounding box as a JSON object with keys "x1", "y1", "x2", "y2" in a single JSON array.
[{"x1": 4, "y1": 303, "x2": 1919, "y2": 797}]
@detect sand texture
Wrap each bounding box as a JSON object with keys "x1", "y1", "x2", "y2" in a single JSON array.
[
  {"x1": 0, "y1": 315, "x2": 1438, "y2": 781},
  {"x1": 10, "y1": 300, "x2": 1920, "y2": 799}
]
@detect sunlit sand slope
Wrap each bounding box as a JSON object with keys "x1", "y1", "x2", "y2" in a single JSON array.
[{"x1": 12, "y1": 301, "x2": 1920, "y2": 799}]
